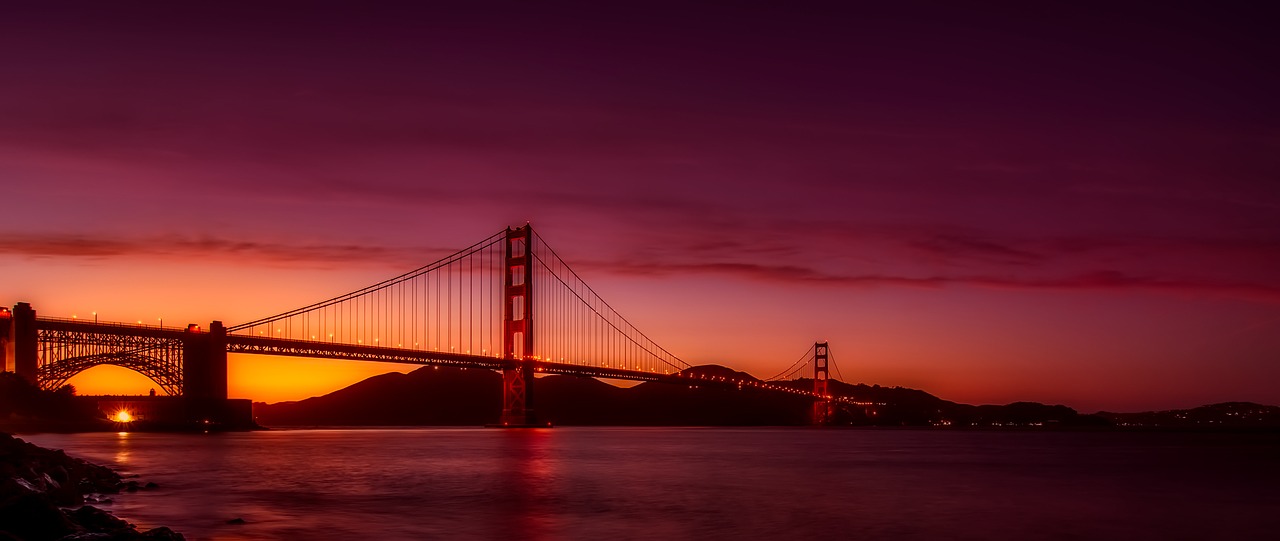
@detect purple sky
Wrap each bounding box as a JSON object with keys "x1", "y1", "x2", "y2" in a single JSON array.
[{"x1": 2, "y1": 2, "x2": 1278, "y2": 410}]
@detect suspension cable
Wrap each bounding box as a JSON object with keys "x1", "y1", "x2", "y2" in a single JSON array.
[
  {"x1": 766, "y1": 343, "x2": 815, "y2": 381},
  {"x1": 528, "y1": 231, "x2": 690, "y2": 371},
  {"x1": 230, "y1": 230, "x2": 505, "y2": 331},
  {"x1": 829, "y1": 348, "x2": 845, "y2": 382},
  {"x1": 530, "y1": 229, "x2": 690, "y2": 369}
]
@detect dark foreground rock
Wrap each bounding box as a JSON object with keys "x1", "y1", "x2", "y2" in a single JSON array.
[{"x1": 0, "y1": 433, "x2": 184, "y2": 541}]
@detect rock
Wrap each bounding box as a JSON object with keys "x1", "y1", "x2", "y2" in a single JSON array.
[
  {"x1": 143, "y1": 482, "x2": 158, "y2": 489},
  {"x1": 68, "y1": 505, "x2": 131, "y2": 532},
  {"x1": 140, "y1": 526, "x2": 186, "y2": 540},
  {"x1": 0, "y1": 477, "x2": 31, "y2": 501},
  {"x1": 225, "y1": 517, "x2": 246, "y2": 524},
  {"x1": 0, "y1": 491, "x2": 76, "y2": 541},
  {"x1": 46, "y1": 473, "x2": 86, "y2": 506},
  {"x1": 1, "y1": 433, "x2": 185, "y2": 540},
  {"x1": 57, "y1": 532, "x2": 118, "y2": 540},
  {"x1": 50, "y1": 464, "x2": 71, "y2": 485}
]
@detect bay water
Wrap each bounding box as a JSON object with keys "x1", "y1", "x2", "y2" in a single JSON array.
[{"x1": 22, "y1": 428, "x2": 1280, "y2": 540}]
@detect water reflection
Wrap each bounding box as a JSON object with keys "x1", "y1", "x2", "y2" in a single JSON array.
[
  {"x1": 496, "y1": 429, "x2": 555, "y2": 541},
  {"x1": 18, "y1": 429, "x2": 1280, "y2": 540},
  {"x1": 114, "y1": 431, "x2": 130, "y2": 466}
]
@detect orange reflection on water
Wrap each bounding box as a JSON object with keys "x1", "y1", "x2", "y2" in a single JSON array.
[
  {"x1": 114, "y1": 431, "x2": 131, "y2": 465},
  {"x1": 498, "y1": 429, "x2": 556, "y2": 541}
]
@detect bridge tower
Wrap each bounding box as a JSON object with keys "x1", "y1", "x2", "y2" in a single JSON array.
[
  {"x1": 500, "y1": 225, "x2": 538, "y2": 426},
  {"x1": 182, "y1": 321, "x2": 230, "y2": 422},
  {"x1": 812, "y1": 341, "x2": 831, "y2": 425},
  {"x1": 182, "y1": 321, "x2": 228, "y2": 399},
  {"x1": 0, "y1": 306, "x2": 12, "y2": 373},
  {"x1": 12, "y1": 303, "x2": 38, "y2": 384}
]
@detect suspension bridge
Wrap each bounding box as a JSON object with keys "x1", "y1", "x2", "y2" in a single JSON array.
[{"x1": 1, "y1": 225, "x2": 845, "y2": 427}]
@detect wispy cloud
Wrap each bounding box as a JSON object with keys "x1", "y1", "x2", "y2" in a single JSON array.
[
  {"x1": 0, "y1": 233, "x2": 457, "y2": 268},
  {"x1": 580, "y1": 259, "x2": 1280, "y2": 303},
  {"x1": 908, "y1": 234, "x2": 1044, "y2": 266},
  {"x1": 6, "y1": 224, "x2": 1279, "y2": 304}
]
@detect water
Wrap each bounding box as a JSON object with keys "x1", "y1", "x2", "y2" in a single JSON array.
[{"x1": 21, "y1": 428, "x2": 1280, "y2": 540}]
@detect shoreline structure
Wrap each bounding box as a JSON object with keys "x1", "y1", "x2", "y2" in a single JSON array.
[{"x1": 0, "y1": 432, "x2": 183, "y2": 541}]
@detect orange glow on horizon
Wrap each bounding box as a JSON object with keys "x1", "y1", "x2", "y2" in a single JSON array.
[
  {"x1": 227, "y1": 355, "x2": 415, "y2": 403},
  {"x1": 67, "y1": 366, "x2": 168, "y2": 397},
  {"x1": 67, "y1": 357, "x2": 417, "y2": 403},
  {"x1": 23, "y1": 256, "x2": 1280, "y2": 412}
]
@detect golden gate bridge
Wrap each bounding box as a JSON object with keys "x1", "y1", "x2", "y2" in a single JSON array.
[{"x1": 1, "y1": 225, "x2": 845, "y2": 426}]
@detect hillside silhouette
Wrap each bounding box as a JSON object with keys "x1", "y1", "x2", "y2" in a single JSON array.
[
  {"x1": 0, "y1": 373, "x2": 108, "y2": 432},
  {"x1": 252, "y1": 365, "x2": 1111, "y2": 427},
  {"x1": 253, "y1": 365, "x2": 813, "y2": 426},
  {"x1": 1099, "y1": 402, "x2": 1280, "y2": 428}
]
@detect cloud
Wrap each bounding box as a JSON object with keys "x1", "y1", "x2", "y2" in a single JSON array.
[
  {"x1": 580, "y1": 259, "x2": 1280, "y2": 303},
  {"x1": 6, "y1": 225, "x2": 1279, "y2": 304},
  {"x1": 908, "y1": 234, "x2": 1044, "y2": 265},
  {"x1": 0, "y1": 233, "x2": 458, "y2": 268}
]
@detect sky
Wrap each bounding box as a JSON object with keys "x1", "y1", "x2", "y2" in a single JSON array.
[{"x1": 2, "y1": 2, "x2": 1278, "y2": 412}]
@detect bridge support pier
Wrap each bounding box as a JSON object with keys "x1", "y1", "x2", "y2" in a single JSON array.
[
  {"x1": 812, "y1": 341, "x2": 832, "y2": 425},
  {"x1": 0, "y1": 306, "x2": 11, "y2": 373},
  {"x1": 496, "y1": 225, "x2": 543, "y2": 427},
  {"x1": 13, "y1": 303, "x2": 38, "y2": 384},
  {"x1": 500, "y1": 362, "x2": 536, "y2": 426},
  {"x1": 182, "y1": 321, "x2": 230, "y2": 424}
]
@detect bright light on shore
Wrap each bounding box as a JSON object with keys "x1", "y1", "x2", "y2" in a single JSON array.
[{"x1": 113, "y1": 410, "x2": 133, "y2": 423}]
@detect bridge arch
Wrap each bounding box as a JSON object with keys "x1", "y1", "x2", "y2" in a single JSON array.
[{"x1": 39, "y1": 352, "x2": 183, "y2": 396}]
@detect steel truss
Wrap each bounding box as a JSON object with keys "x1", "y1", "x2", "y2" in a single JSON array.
[
  {"x1": 225, "y1": 335, "x2": 688, "y2": 384},
  {"x1": 37, "y1": 328, "x2": 184, "y2": 395}
]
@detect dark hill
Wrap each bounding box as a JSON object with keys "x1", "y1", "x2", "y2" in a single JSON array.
[
  {"x1": 255, "y1": 365, "x2": 812, "y2": 426},
  {"x1": 253, "y1": 365, "x2": 1116, "y2": 427},
  {"x1": 757, "y1": 378, "x2": 1108, "y2": 426},
  {"x1": 254, "y1": 367, "x2": 501, "y2": 426},
  {"x1": 680, "y1": 364, "x2": 760, "y2": 382},
  {"x1": 1099, "y1": 402, "x2": 1280, "y2": 428}
]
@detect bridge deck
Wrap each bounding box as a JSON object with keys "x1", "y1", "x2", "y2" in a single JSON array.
[
  {"x1": 36, "y1": 317, "x2": 188, "y2": 339},
  {"x1": 31, "y1": 318, "x2": 819, "y2": 396},
  {"x1": 227, "y1": 335, "x2": 690, "y2": 384}
]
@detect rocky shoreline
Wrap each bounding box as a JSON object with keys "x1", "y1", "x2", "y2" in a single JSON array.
[{"x1": 0, "y1": 432, "x2": 183, "y2": 541}]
